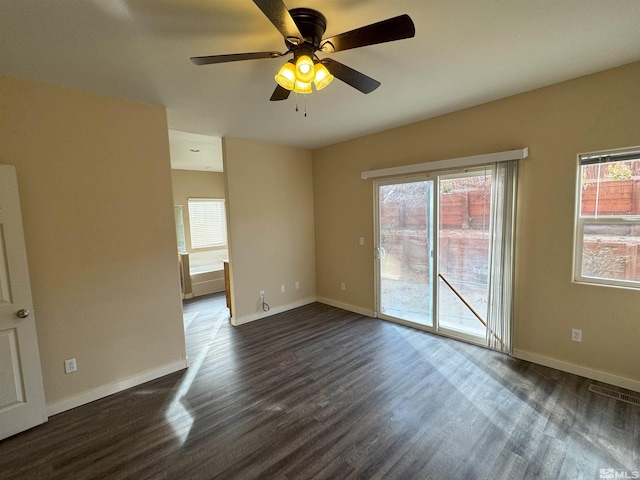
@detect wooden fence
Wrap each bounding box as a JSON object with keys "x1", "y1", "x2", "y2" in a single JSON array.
[
  {"x1": 581, "y1": 179, "x2": 640, "y2": 216},
  {"x1": 380, "y1": 180, "x2": 640, "y2": 282}
]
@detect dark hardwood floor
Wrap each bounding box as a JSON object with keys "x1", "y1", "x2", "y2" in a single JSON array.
[{"x1": 1, "y1": 294, "x2": 638, "y2": 479}]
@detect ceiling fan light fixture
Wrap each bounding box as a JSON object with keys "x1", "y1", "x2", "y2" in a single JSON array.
[
  {"x1": 192, "y1": 5, "x2": 416, "y2": 102},
  {"x1": 293, "y1": 81, "x2": 312, "y2": 94},
  {"x1": 295, "y1": 55, "x2": 315, "y2": 83},
  {"x1": 313, "y1": 63, "x2": 334, "y2": 91},
  {"x1": 275, "y1": 61, "x2": 296, "y2": 90}
]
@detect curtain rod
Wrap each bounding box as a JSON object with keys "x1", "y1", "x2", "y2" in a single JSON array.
[{"x1": 361, "y1": 148, "x2": 528, "y2": 180}]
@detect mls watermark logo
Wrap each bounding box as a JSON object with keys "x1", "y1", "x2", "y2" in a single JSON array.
[{"x1": 600, "y1": 468, "x2": 640, "y2": 479}]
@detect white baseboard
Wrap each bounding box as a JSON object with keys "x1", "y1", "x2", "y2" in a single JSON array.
[
  {"x1": 47, "y1": 359, "x2": 188, "y2": 416},
  {"x1": 316, "y1": 297, "x2": 375, "y2": 318},
  {"x1": 232, "y1": 297, "x2": 317, "y2": 326},
  {"x1": 512, "y1": 349, "x2": 640, "y2": 393},
  {"x1": 192, "y1": 278, "x2": 225, "y2": 297}
]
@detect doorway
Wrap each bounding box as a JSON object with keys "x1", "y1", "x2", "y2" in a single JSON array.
[{"x1": 375, "y1": 163, "x2": 515, "y2": 351}]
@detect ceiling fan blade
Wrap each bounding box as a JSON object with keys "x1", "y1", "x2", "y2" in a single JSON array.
[
  {"x1": 321, "y1": 14, "x2": 415, "y2": 53},
  {"x1": 253, "y1": 0, "x2": 303, "y2": 43},
  {"x1": 270, "y1": 85, "x2": 291, "y2": 101},
  {"x1": 191, "y1": 51, "x2": 283, "y2": 65},
  {"x1": 322, "y1": 58, "x2": 380, "y2": 94}
]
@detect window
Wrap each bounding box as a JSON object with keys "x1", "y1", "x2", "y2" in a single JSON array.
[
  {"x1": 574, "y1": 148, "x2": 640, "y2": 288},
  {"x1": 188, "y1": 198, "x2": 227, "y2": 249},
  {"x1": 174, "y1": 205, "x2": 186, "y2": 253}
]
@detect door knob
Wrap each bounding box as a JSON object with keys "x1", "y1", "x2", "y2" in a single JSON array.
[{"x1": 16, "y1": 309, "x2": 30, "y2": 318}]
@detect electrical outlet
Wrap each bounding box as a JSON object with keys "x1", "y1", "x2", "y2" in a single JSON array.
[
  {"x1": 281, "y1": 284, "x2": 285, "y2": 293},
  {"x1": 341, "y1": 282, "x2": 346, "y2": 291},
  {"x1": 571, "y1": 329, "x2": 582, "y2": 342},
  {"x1": 64, "y1": 358, "x2": 77, "y2": 374},
  {"x1": 259, "y1": 290, "x2": 264, "y2": 298},
  {"x1": 295, "y1": 281, "x2": 300, "y2": 289},
  {"x1": 359, "y1": 236, "x2": 365, "y2": 246}
]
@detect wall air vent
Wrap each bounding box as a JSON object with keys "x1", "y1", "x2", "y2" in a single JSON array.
[{"x1": 588, "y1": 384, "x2": 640, "y2": 406}]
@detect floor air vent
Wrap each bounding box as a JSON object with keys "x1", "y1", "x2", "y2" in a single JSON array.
[{"x1": 588, "y1": 384, "x2": 640, "y2": 406}]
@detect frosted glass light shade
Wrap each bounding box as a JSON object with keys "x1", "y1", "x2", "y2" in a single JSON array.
[
  {"x1": 275, "y1": 62, "x2": 296, "y2": 90},
  {"x1": 293, "y1": 81, "x2": 312, "y2": 94},
  {"x1": 295, "y1": 55, "x2": 315, "y2": 83},
  {"x1": 313, "y1": 63, "x2": 334, "y2": 90}
]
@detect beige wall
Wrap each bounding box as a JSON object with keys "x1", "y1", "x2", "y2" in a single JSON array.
[
  {"x1": 3, "y1": 59, "x2": 638, "y2": 412},
  {"x1": 171, "y1": 169, "x2": 226, "y2": 253},
  {"x1": 313, "y1": 62, "x2": 640, "y2": 384},
  {"x1": 0, "y1": 75, "x2": 186, "y2": 407},
  {"x1": 223, "y1": 138, "x2": 316, "y2": 324}
]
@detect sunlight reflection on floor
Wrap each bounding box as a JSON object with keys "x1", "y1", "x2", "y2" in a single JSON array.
[{"x1": 165, "y1": 303, "x2": 226, "y2": 445}]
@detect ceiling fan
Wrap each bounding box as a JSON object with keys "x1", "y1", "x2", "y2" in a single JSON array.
[{"x1": 190, "y1": 0, "x2": 415, "y2": 101}]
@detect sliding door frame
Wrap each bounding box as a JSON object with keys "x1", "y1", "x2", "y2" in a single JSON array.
[
  {"x1": 374, "y1": 174, "x2": 437, "y2": 335},
  {"x1": 435, "y1": 168, "x2": 492, "y2": 347},
  {"x1": 374, "y1": 167, "x2": 493, "y2": 349}
]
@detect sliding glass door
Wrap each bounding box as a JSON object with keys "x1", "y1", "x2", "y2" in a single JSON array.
[
  {"x1": 376, "y1": 177, "x2": 434, "y2": 327},
  {"x1": 437, "y1": 170, "x2": 491, "y2": 341},
  {"x1": 375, "y1": 163, "x2": 516, "y2": 352}
]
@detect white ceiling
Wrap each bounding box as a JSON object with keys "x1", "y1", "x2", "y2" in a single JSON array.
[{"x1": 2, "y1": 0, "x2": 640, "y2": 161}]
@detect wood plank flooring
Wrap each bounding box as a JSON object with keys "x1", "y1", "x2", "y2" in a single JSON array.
[{"x1": 1, "y1": 294, "x2": 638, "y2": 479}]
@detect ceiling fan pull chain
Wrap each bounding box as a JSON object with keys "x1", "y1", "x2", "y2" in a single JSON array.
[{"x1": 292, "y1": 92, "x2": 308, "y2": 117}]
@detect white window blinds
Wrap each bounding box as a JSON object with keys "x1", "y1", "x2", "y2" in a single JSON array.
[{"x1": 188, "y1": 198, "x2": 227, "y2": 249}]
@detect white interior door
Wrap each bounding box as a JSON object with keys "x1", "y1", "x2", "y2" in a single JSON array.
[{"x1": 0, "y1": 165, "x2": 47, "y2": 440}]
